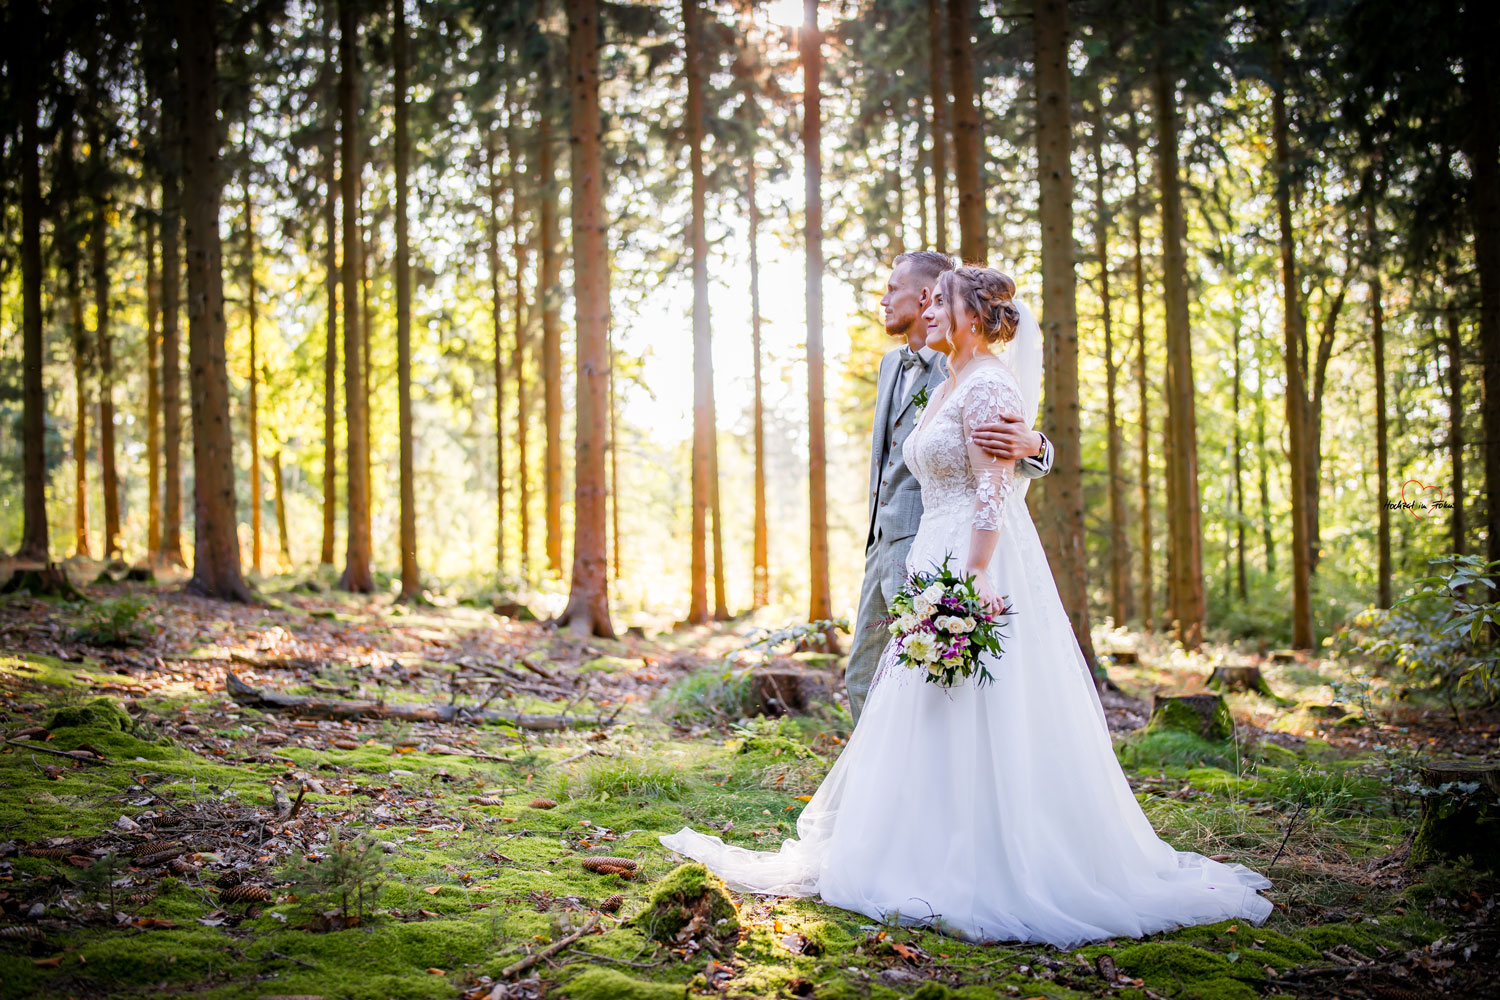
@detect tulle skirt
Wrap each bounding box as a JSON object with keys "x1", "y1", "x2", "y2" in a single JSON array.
[{"x1": 660, "y1": 500, "x2": 1273, "y2": 948}]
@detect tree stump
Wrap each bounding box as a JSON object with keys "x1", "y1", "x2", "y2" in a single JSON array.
[
  {"x1": 492, "y1": 600, "x2": 537, "y2": 622},
  {"x1": 1206, "y1": 664, "x2": 1279, "y2": 699},
  {"x1": 746, "y1": 660, "x2": 837, "y2": 717},
  {"x1": 1146, "y1": 694, "x2": 1234, "y2": 741},
  {"x1": 1409, "y1": 761, "x2": 1500, "y2": 871},
  {"x1": 1, "y1": 563, "x2": 84, "y2": 601},
  {"x1": 1109, "y1": 650, "x2": 1140, "y2": 665}
]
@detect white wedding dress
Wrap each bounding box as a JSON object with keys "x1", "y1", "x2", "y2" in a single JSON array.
[{"x1": 660, "y1": 312, "x2": 1273, "y2": 949}]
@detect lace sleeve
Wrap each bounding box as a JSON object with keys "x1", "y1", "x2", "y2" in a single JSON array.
[{"x1": 960, "y1": 369, "x2": 1026, "y2": 531}]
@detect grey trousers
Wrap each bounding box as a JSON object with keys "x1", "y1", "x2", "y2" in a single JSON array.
[{"x1": 845, "y1": 531, "x2": 915, "y2": 726}]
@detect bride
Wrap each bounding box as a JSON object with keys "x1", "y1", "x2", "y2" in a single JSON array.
[{"x1": 661, "y1": 266, "x2": 1274, "y2": 949}]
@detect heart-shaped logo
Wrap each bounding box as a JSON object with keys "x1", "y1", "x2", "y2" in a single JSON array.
[{"x1": 1400, "y1": 479, "x2": 1445, "y2": 519}]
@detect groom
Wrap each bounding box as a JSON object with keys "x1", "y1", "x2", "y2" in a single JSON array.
[{"x1": 846, "y1": 251, "x2": 1054, "y2": 725}]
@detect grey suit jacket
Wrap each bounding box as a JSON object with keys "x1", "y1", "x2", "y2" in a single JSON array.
[{"x1": 865, "y1": 346, "x2": 1053, "y2": 551}]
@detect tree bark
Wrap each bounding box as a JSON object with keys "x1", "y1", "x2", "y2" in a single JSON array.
[
  {"x1": 1128, "y1": 105, "x2": 1150, "y2": 628},
  {"x1": 539, "y1": 88, "x2": 564, "y2": 577},
  {"x1": 947, "y1": 0, "x2": 984, "y2": 262},
  {"x1": 243, "y1": 187, "x2": 262, "y2": 575},
  {"x1": 1268, "y1": 13, "x2": 1313, "y2": 649},
  {"x1": 337, "y1": 0, "x2": 373, "y2": 593},
  {"x1": 271, "y1": 449, "x2": 290, "y2": 565},
  {"x1": 510, "y1": 92, "x2": 531, "y2": 582},
  {"x1": 146, "y1": 213, "x2": 162, "y2": 560},
  {"x1": 321, "y1": 21, "x2": 339, "y2": 568},
  {"x1": 1447, "y1": 302, "x2": 1466, "y2": 558},
  {"x1": 1256, "y1": 349, "x2": 1275, "y2": 575},
  {"x1": 685, "y1": 0, "x2": 713, "y2": 625},
  {"x1": 488, "y1": 123, "x2": 507, "y2": 576},
  {"x1": 1153, "y1": 0, "x2": 1205, "y2": 648},
  {"x1": 175, "y1": 0, "x2": 250, "y2": 601},
  {"x1": 802, "y1": 0, "x2": 833, "y2": 643},
  {"x1": 62, "y1": 109, "x2": 92, "y2": 560},
  {"x1": 1034, "y1": 0, "x2": 1095, "y2": 665},
  {"x1": 749, "y1": 157, "x2": 769, "y2": 607},
  {"x1": 90, "y1": 110, "x2": 120, "y2": 561},
  {"x1": 394, "y1": 0, "x2": 418, "y2": 601},
  {"x1": 1464, "y1": 1, "x2": 1500, "y2": 573},
  {"x1": 17, "y1": 89, "x2": 49, "y2": 563},
  {"x1": 557, "y1": 0, "x2": 614, "y2": 638},
  {"x1": 1370, "y1": 201, "x2": 1389, "y2": 606},
  {"x1": 159, "y1": 75, "x2": 186, "y2": 568},
  {"x1": 1305, "y1": 284, "x2": 1344, "y2": 576},
  {"x1": 1091, "y1": 99, "x2": 1127, "y2": 626},
  {"x1": 926, "y1": 0, "x2": 947, "y2": 253},
  {"x1": 1231, "y1": 307, "x2": 1247, "y2": 599}
]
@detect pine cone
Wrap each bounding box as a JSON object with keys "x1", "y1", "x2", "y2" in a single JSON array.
[
  {"x1": 598, "y1": 893, "x2": 625, "y2": 914},
  {"x1": 166, "y1": 856, "x2": 198, "y2": 876},
  {"x1": 215, "y1": 871, "x2": 243, "y2": 889},
  {"x1": 219, "y1": 884, "x2": 273, "y2": 904},
  {"x1": 125, "y1": 892, "x2": 156, "y2": 906},
  {"x1": 0, "y1": 925, "x2": 44, "y2": 941},
  {"x1": 22, "y1": 846, "x2": 71, "y2": 861},
  {"x1": 527, "y1": 798, "x2": 557, "y2": 810},
  {"x1": 134, "y1": 847, "x2": 185, "y2": 868},
  {"x1": 130, "y1": 840, "x2": 179, "y2": 858},
  {"x1": 468, "y1": 796, "x2": 504, "y2": 806},
  {"x1": 580, "y1": 856, "x2": 638, "y2": 876}
]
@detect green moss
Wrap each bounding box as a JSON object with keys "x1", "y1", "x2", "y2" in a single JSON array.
[
  {"x1": 1187, "y1": 767, "x2": 1267, "y2": 796},
  {"x1": 1146, "y1": 697, "x2": 1234, "y2": 741},
  {"x1": 631, "y1": 863, "x2": 738, "y2": 943},
  {"x1": 1116, "y1": 728, "x2": 1234, "y2": 770},
  {"x1": 559, "y1": 968, "x2": 686, "y2": 999},
  {"x1": 1113, "y1": 941, "x2": 1259, "y2": 1000},
  {"x1": 46, "y1": 696, "x2": 133, "y2": 732},
  {"x1": 579, "y1": 655, "x2": 639, "y2": 674}
]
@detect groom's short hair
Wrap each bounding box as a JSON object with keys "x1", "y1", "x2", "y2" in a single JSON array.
[{"x1": 894, "y1": 250, "x2": 956, "y2": 287}]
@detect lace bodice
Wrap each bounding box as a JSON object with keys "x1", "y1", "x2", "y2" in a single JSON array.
[{"x1": 903, "y1": 359, "x2": 1025, "y2": 532}]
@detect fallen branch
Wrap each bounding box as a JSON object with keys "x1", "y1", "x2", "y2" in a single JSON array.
[
  {"x1": 5, "y1": 738, "x2": 108, "y2": 765},
  {"x1": 502, "y1": 914, "x2": 600, "y2": 979},
  {"x1": 225, "y1": 670, "x2": 618, "y2": 731}
]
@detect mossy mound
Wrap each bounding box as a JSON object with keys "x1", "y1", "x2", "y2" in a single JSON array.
[
  {"x1": 631, "y1": 863, "x2": 739, "y2": 944},
  {"x1": 560, "y1": 968, "x2": 686, "y2": 999},
  {"x1": 1114, "y1": 941, "x2": 1259, "y2": 1000},
  {"x1": 1147, "y1": 694, "x2": 1234, "y2": 741},
  {"x1": 47, "y1": 696, "x2": 133, "y2": 732}
]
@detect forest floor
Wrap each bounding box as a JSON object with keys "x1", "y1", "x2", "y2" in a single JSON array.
[{"x1": 0, "y1": 559, "x2": 1497, "y2": 1000}]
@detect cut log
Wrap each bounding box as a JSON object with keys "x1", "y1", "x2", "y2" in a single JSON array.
[
  {"x1": 1409, "y1": 761, "x2": 1500, "y2": 871},
  {"x1": 746, "y1": 660, "x2": 837, "y2": 717},
  {"x1": 1206, "y1": 664, "x2": 1278, "y2": 699},
  {"x1": 1145, "y1": 694, "x2": 1234, "y2": 741},
  {"x1": 224, "y1": 670, "x2": 616, "y2": 731},
  {"x1": 1, "y1": 564, "x2": 84, "y2": 600}
]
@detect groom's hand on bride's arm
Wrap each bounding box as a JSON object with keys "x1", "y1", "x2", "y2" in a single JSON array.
[{"x1": 971, "y1": 415, "x2": 1045, "y2": 461}]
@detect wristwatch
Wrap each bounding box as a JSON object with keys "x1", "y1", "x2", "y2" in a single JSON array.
[{"x1": 1032, "y1": 432, "x2": 1050, "y2": 459}]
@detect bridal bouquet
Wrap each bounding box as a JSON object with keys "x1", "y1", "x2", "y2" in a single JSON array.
[{"x1": 887, "y1": 556, "x2": 1009, "y2": 688}]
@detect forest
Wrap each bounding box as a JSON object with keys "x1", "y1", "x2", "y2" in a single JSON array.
[{"x1": 0, "y1": 0, "x2": 1497, "y2": 998}]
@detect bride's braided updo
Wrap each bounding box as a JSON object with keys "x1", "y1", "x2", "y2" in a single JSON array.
[{"x1": 938, "y1": 266, "x2": 1020, "y2": 345}]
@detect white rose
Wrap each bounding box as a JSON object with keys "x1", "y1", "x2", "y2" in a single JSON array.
[
  {"x1": 933, "y1": 615, "x2": 959, "y2": 634},
  {"x1": 953, "y1": 617, "x2": 976, "y2": 634},
  {"x1": 920, "y1": 584, "x2": 946, "y2": 605},
  {"x1": 913, "y1": 595, "x2": 935, "y2": 617},
  {"x1": 903, "y1": 632, "x2": 938, "y2": 663},
  {"x1": 897, "y1": 612, "x2": 920, "y2": 634}
]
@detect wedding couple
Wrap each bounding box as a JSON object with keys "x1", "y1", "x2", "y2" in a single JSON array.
[{"x1": 662, "y1": 252, "x2": 1274, "y2": 948}]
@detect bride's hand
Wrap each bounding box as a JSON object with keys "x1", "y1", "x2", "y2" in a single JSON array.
[{"x1": 969, "y1": 573, "x2": 1005, "y2": 617}]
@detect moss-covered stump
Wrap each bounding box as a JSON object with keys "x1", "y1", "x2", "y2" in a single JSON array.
[
  {"x1": 47, "y1": 696, "x2": 133, "y2": 733},
  {"x1": 1206, "y1": 664, "x2": 1278, "y2": 699},
  {"x1": 560, "y1": 968, "x2": 687, "y2": 999},
  {"x1": 631, "y1": 863, "x2": 739, "y2": 945},
  {"x1": 0, "y1": 563, "x2": 84, "y2": 600},
  {"x1": 1409, "y1": 761, "x2": 1500, "y2": 871},
  {"x1": 1147, "y1": 694, "x2": 1234, "y2": 742},
  {"x1": 746, "y1": 660, "x2": 836, "y2": 716}
]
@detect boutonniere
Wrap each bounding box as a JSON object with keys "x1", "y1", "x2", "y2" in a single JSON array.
[{"x1": 912, "y1": 385, "x2": 931, "y2": 411}]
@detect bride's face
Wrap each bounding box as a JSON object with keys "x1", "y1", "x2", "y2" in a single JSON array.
[{"x1": 922, "y1": 289, "x2": 954, "y2": 351}]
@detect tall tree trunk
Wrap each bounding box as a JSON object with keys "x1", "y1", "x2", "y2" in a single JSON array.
[
  {"x1": 271, "y1": 448, "x2": 290, "y2": 565},
  {"x1": 1231, "y1": 311, "x2": 1247, "y2": 599},
  {"x1": 947, "y1": 0, "x2": 983, "y2": 262},
  {"x1": 91, "y1": 119, "x2": 120, "y2": 561},
  {"x1": 243, "y1": 186, "x2": 261, "y2": 575},
  {"x1": 1154, "y1": 0, "x2": 1205, "y2": 648},
  {"x1": 709, "y1": 379, "x2": 728, "y2": 620},
  {"x1": 1034, "y1": 0, "x2": 1095, "y2": 665},
  {"x1": 1268, "y1": 15, "x2": 1313, "y2": 649},
  {"x1": 609, "y1": 339, "x2": 621, "y2": 579},
  {"x1": 1447, "y1": 303, "x2": 1467, "y2": 557},
  {"x1": 1256, "y1": 352, "x2": 1275, "y2": 575},
  {"x1": 1464, "y1": 2, "x2": 1500, "y2": 573},
  {"x1": 338, "y1": 0, "x2": 374, "y2": 593},
  {"x1": 487, "y1": 126, "x2": 507, "y2": 574},
  {"x1": 394, "y1": 0, "x2": 418, "y2": 600},
  {"x1": 510, "y1": 93, "x2": 531, "y2": 581},
  {"x1": 557, "y1": 0, "x2": 614, "y2": 638},
  {"x1": 685, "y1": 0, "x2": 712, "y2": 625},
  {"x1": 69, "y1": 235, "x2": 92, "y2": 559},
  {"x1": 1304, "y1": 286, "x2": 1344, "y2": 577},
  {"x1": 321, "y1": 19, "x2": 338, "y2": 567},
  {"x1": 146, "y1": 214, "x2": 162, "y2": 560},
  {"x1": 926, "y1": 0, "x2": 947, "y2": 253},
  {"x1": 803, "y1": 0, "x2": 833, "y2": 642},
  {"x1": 539, "y1": 87, "x2": 564, "y2": 576},
  {"x1": 749, "y1": 157, "x2": 769, "y2": 607},
  {"x1": 1091, "y1": 100, "x2": 1127, "y2": 626},
  {"x1": 17, "y1": 91, "x2": 48, "y2": 563},
  {"x1": 1368, "y1": 200, "x2": 1389, "y2": 606},
  {"x1": 175, "y1": 0, "x2": 250, "y2": 601},
  {"x1": 1128, "y1": 105, "x2": 1150, "y2": 628},
  {"x1": 160, "y1": 77, "x2": 186, "y2": 568}
]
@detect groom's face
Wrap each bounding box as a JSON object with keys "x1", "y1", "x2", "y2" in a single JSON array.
[{"x1": 879, "y1": 263, "x2": 931, "y2": 340}]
